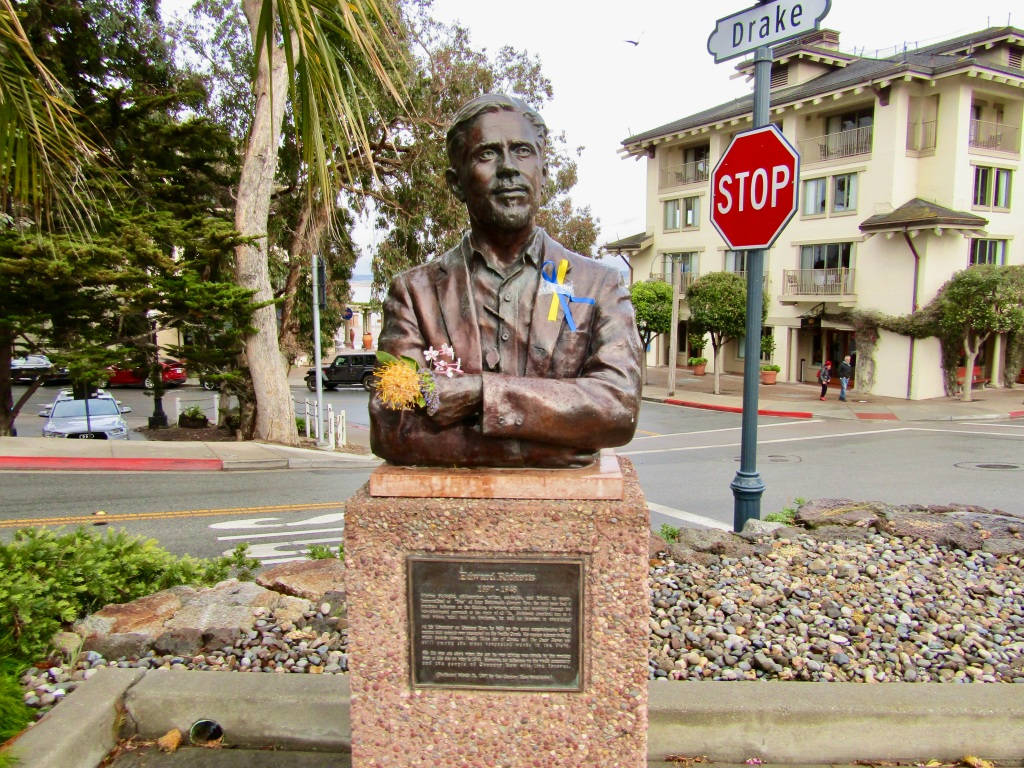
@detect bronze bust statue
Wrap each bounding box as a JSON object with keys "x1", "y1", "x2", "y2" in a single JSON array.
[{"x1": 369, "y1": 94, "x2": 641, "y2": 467}]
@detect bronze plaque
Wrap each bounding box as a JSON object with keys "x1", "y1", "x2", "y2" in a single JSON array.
[{"x1": 408, "y1": 556, "x2": 584, "y2": 690}]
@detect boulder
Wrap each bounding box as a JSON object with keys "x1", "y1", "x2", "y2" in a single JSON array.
[
  {"x1": 256, "y1": 558, "x2": 345, "y2": 602},
  {"x1": 76, "y1": 586, "x2": 198, "y2": 658},
  {"x1": 794, "y1": 499, "x2": 882, "y2": 529},
  {"x1": 668, "y1": 528, "x2": 756, "y2": 559}
]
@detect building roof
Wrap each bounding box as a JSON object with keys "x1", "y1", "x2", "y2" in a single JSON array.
[
  {"x1": 621, "y1": 26, "x2": 1024, "y2": 155},
  {"x1": 600, "y1": 232, "x2": 649, "y2": 251},
  {"x1": 859, "y1": 198, "x2": 988, "y2": 233}
]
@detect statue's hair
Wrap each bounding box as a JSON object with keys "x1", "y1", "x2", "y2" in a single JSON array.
[{"x1": 446, "y1": 93, "x2": 548, "y2": 169}]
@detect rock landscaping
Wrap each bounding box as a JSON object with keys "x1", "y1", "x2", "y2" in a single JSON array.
[{"x1": 18, "y1": 500, "x2": 1024, "y2": 720}]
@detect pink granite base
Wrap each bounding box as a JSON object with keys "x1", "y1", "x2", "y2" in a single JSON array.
[{"x1": 344, "y1": 456, "x2": 649, "y2": 768}]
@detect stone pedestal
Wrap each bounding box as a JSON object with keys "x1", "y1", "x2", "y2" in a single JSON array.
[{"x1": 344, "y1": 455, "x2": 649, "y2": 767}]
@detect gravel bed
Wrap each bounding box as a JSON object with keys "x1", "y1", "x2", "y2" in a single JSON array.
[{"x1": 19, "y1": 531, "x2": 1024, "y2": 719}]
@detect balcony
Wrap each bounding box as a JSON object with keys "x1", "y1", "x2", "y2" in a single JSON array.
[
  {"x1": 781, "y1": 268, "x2": 856, "y2": 302},
  {"x1": 906, "y1": 120, "x2": 937, "y2": 151},
  {"x1": 648, "y1": 269, "x2": 697, "y2": 291},
  {"x1": 969, "y1": 119, "x2": 1020, "y2": 153},
  {"x1": 658, "y1": 159, "x2": 709, "y2": 190},
  {"x1": 798, "y1": 126, "x2": 873, "y2": 163}
]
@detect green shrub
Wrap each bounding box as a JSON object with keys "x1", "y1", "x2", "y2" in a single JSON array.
[
  {"x1": 0, "y1": 658, "x2": 31, "y2": 745},
  {"x1": 306, "y1": 543, "x2": 343, "y2": 560},
  {"x1": 0, "y1": 528, "x2": 255, "y2": 662},
  {"x1": 181, "y1": 405, "x2": 206, "y2": 419},
  {"x1": 658, "y1": 523, "x2": 680, "y2": 544},
  {"x1": 764, "y1": 497, "x2": 805, "y2": 525},
  {"x1": 295, "y1": 417, "x2": 307, "y2": 433}
]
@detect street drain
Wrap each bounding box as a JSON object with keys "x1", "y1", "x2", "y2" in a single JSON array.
[{"x1": 954, "y1": 461, "x2": 1023, "y2": 471}]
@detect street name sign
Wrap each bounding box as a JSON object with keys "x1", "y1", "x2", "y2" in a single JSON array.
[
  {"x1": 710, "y1": 125, "x2": 799, "y2": 251},
  {"x1": 707, "y1": 0, "x2": 831, "y2": 63}
]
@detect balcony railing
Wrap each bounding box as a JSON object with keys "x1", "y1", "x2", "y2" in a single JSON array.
[
  {"x1": 648, "y1": 269, "x2": 697, "y2": 291},
  {"x1": 969, "y1": 119, "x2": 1020, "y2": 152},
  {"x1": 782, "y1": 268, "x2": 855, "y2": 296},
  {"x1": 906, "y1": 120, "x2": 937, "y2": 151},
  {"x1": 658, "y1": 159, "x2": 709, "y2": 189},
  {"x1": 797, "y1": 126, "x2": 873, "y2": 163}
]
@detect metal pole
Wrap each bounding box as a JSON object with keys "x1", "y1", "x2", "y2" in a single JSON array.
[
  {"x1": 729, "y1": 44, "x2": 771, "y2": 531},
  {"x1": 311, "y1": 253, "x2": 327, "y2": 446},
  {"x1": 666, "y1": 255, "x2": 681, "y2": 395}
]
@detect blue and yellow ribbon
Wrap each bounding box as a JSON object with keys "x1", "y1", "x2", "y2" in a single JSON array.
[{"x1": 542, "y1": 259, "x2": 594, "y2": 332}]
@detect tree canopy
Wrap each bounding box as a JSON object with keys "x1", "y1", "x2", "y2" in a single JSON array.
[
  {"x1": 629, "y1": 279, "x2": 671, "y2": 383},
  {"x1": 687, "y1": 271, "x2": 763, "y2": 395}
]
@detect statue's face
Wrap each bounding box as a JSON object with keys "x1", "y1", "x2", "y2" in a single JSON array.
[{"x1": 448, "y1": 110, "x2": 546, "y2": 235}]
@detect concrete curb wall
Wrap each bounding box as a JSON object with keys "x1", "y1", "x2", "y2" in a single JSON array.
[
  {"x1": 9, "y1": 670, "x2": 1024, "y2": 766},
  {"x1": 125, "y1": 670, "x2": 351, "y2": 752},
  {"x1": 648, "y1": 681, "x2": 1024, "y2": 762},
  {"x1": 7, "y1": 667, "x2": 144, "y2": 768}
]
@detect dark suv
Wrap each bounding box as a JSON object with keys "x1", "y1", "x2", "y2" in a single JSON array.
[{"x1": 305, "y1": 353, "x2": 377, "y2": 392}]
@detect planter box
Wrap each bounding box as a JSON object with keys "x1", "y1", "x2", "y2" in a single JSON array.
[
  {"x1": 760, "y1": 370, "x2": 778, "y2": 385},
  {"x1": 177, "y1": 414, "x2": 208, "y2": 429}
]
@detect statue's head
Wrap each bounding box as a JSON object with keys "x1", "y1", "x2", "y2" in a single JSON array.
[{"x1": 445, "y1": 94, "x2": 548, "y2": 235}]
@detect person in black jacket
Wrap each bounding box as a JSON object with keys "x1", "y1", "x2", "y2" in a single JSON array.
[
  {"x1": 838, "y1": 355, "x2": 853, "y2": 402},
  {"x1": 818, "y1": 360, "x2": 832, "y2": 400}
]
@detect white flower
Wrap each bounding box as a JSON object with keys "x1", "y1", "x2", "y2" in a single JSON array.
[
  {"x1": 440, "y1": 343, "x2": 454, "y2": 360},
  {"x1": 423, "y1": 346, "x2": 440, "y2": 362}
]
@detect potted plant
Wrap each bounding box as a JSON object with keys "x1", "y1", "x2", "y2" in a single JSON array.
[
  {"x1": 688, "y1": 356, "x2": 708, "y2": 376},
  {"x1": 178, "y1": 404, "x2": 209, "y2": 428},
  {"x1": 760, "y1": 363, "x2": 781, "y2": 385},
  {"x1": 687, "y1": 332, "x2": 706, "y2": 369}
]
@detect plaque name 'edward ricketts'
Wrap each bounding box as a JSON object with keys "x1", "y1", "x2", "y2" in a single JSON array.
[{"x1": 408, "y1": 556, "x2": 583, "y2": 690}]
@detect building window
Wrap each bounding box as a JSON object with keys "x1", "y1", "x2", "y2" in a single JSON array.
[
  {"x1": 683, "y1": 196, "x2": 700, "y2": 228},
  {"x1": 801, "y1": 242, "x2": 852, "y2": 270},
  {"x1": 803, "y1": 178, "x2": 826, "y2": 215},
  {"x1": 662, "y1": 252, "x2": 699, "y2": 287},
  {"x1": 969, "y1": 239, "x2": 1007, "y2": 265},
  {"x1": 724, "y1": 250, "x2": 746, "y2": 273},
  {"x1": 973, "y1": 166, "x2": 1012, "y2": 208},
  {"x1": 832, "y1": 173, "x2": 858, "y2": 212},
  {"x1": 663, "y1": 199, "x2": 681, "y2": 230}
]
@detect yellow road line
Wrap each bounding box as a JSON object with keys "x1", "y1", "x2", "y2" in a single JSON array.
[{"x1": 0, "y1": 501, "x2": 345, "y2": 530}]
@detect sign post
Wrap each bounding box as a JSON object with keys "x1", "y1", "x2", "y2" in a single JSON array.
[{"x1": 708, "y1": 0, "x2": 819, "y2": 530}]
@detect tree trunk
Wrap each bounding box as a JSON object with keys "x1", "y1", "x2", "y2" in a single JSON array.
[
  {"x1": 713, "y1": 342, "x2": 723, "y2": 395},
  {"x1": 961, "y1": 334, "x2": 985, "y2": 403},
  {"x1": 235, "y1": 0, "x2": 297, "y2": 445},
  {"x1": 0, "y1": 329, "x2": 43, "y2": 436},
  {"x1": 278, "y1": 194, "x2": 330, "y2": 364}
]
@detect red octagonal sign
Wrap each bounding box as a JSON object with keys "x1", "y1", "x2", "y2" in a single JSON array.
[{"x1": 710, "y1": 125, "x2": 800, "y2": 250}]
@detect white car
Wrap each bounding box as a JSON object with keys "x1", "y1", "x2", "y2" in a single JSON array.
[{"x1": 40, "y1": 392, "x2": 133, "y2": 440}]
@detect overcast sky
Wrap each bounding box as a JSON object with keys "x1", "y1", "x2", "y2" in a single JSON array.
[{"x1": 419, "y1": 0, "x2": 1017, "y2": 252}]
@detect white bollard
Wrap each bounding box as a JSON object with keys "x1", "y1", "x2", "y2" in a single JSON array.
[
  {"x1": 304, "y1": 400, "x2": 311, "y2": 438},
  {"x1": 327, "y1": 404, "x2": 336, "y2": 449},
  {"x1": 213, "y1": 393, "x2": 220, "y2": 419},
  {"x1": 338, "y1": 410, "x2": 347, "y2": 448},
  {"x1": 174, "y1": 397, "x2": 180, "y2": 422}
]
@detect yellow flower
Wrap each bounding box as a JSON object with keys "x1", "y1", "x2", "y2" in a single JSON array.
[{"x1": 374, "y1": 360, "x2": 422, "y2": 411}]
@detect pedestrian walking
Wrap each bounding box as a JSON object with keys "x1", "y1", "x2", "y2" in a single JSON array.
[
  {"x1": 838, "y1": 355, "x2": 853, "y2": 401},
  {"x1": 818, "y1": 360, "x2": 832, "y2": 400}
]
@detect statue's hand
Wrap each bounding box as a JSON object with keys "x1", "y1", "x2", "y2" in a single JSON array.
[{"x1": 430, "y1": 373, "x2": 483, "y2": 426}]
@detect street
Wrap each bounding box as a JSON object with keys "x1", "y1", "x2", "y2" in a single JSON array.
[{"x1": 3, "y1": 387, "x2": 1023, "y2": 568}]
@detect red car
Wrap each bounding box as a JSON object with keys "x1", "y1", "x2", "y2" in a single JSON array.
[{"x1": 105, "y1": 359, "x2": 187, "y2": 388}]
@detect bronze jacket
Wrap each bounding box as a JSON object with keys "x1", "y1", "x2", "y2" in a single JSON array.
[{"x1": 369, "y1": 230, "x2": 642, "y2": 467}]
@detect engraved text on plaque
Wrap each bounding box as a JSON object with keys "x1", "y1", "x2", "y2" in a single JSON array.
[{"x1": 408, "y1": 556, "x2": 583, "y2": 690}]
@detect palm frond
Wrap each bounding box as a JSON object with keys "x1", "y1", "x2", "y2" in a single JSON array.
[{"x1": 0, "y1": 0, "x2": 98, "y2": 229}]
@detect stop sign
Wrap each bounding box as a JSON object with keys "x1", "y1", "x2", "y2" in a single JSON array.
[{"x1": 710, "y1": 125, "x2": 799, "y2": 250}]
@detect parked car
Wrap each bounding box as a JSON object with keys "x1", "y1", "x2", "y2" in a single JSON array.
[
  {"x1": 105, "y1": 359, "x2": 187, "y2": 388},
  {"x1": 40, "y1": 390, "x2": 132, "y2": 439},
  {"x1": 10, "y1": 354, "x2": 71, "y2": 385},
  {"x1": 38, "y1": 388, "x2": 131, "y2": 417},
  {"x1": 305, "y1": 353, "x2": 377, "y2": 391}
]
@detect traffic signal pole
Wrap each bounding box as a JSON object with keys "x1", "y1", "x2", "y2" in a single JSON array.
[{"x1": 729, "y1": 45, "x2": 772, "y2": 531}]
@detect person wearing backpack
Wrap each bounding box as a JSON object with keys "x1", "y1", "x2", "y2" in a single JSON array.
[{"x1": 818, "y1": 360, "x2": 832, "y2": 400}]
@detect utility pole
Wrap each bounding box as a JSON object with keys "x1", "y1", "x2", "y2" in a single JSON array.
[{"x1": 311, "y1": 253, "x2": 327, "y2": 446}]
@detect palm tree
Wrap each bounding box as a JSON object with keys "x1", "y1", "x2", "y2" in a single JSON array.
[
  {"x1": 235, "y1": 0, "x2": 404, "y2": 443},
  {"x1": 0, "y1": 0, "x2": 95, "y2": 227}
]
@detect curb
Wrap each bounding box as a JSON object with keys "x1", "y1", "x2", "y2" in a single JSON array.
[
  {"x1": 651, "y1": 396, "x2": 814, "y2": 419},
  {"x1": 221, "y1": 459, "x2": 289, "y2": 471},
  {"x1": 0, "y1": 456, "x2": 224, "y2": 471},
  {"x1": 11, "y1": 669, "x2": 1024, "y2": 767}
]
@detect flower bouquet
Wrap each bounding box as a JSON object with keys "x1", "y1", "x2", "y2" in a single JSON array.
[{"x1": 374, "y1": 344, "x2": 462, "y2": 416}]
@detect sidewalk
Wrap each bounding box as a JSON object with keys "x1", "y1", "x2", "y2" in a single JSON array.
[
  {"x1": 641, "y1": 364, "x2": 1024, "y2": 422},
  {"x1": 2, "y1": 369, "x2": 1022, "y2": 471}
]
